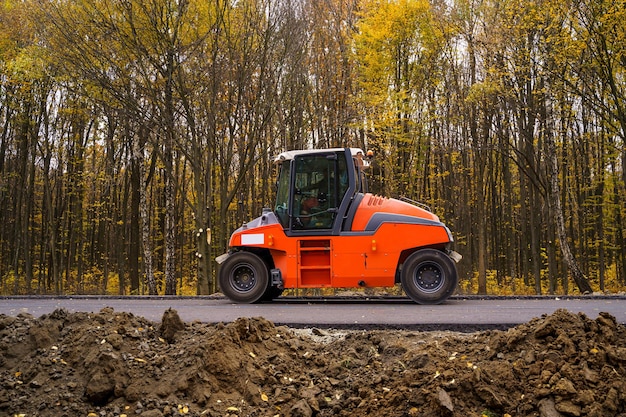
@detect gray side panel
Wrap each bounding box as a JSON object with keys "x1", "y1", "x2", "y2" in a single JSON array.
[{"x1": 364, "y1": 213, "x2": 442, "y2": 231}]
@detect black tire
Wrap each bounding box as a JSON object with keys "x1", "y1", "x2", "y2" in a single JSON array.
[
  {"x1": 218, "y1": 252, "x2": 269, "y2": 303},
  {"x1": 401, "y1": 249, "x2": 458, "y2": 305}
]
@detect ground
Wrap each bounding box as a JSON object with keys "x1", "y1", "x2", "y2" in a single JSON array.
[{"x1": 1, "y1": 307, "x2": 625, "y2": 417}]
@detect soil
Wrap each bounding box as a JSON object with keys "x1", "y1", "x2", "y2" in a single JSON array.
[{"x1": 1, "y1": 308, "x2": 625, "y2": 417}]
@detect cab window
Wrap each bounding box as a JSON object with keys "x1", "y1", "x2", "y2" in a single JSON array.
[
  {"x1": 274, "y1": 161, "x2": 291, "y2": 227},
  {"x1": 291, "y1": 153, "x2": 348, "y2": 230}
]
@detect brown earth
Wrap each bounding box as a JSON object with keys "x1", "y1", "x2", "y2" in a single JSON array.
[{"x1": 1, "y1": 307, "x2": 625, "y2": 417}]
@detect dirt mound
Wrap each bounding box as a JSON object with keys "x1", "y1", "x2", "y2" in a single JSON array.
[{"x1": 1, "y1": 308, "x2": 625, "y2": 417}]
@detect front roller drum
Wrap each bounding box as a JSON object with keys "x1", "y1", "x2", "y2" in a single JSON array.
[
  {"x1": 218, "y1": 251, "x2": 269, "y2": 303},
  {"x1": 401, "y1": 249, "x2": 458, "y2": 305}
]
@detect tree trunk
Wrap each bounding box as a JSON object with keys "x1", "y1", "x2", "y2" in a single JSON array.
[
  {"x1": 476, "y1": 178, "x2": 487, "y2": 295},
  {"x1": 193, "y1": 158, "x2": 211, "y2": 295},
  {"x1": 163, "y1": 67, "x2": 177, "y2": 296},
  {"x1": 129, "y1": 148, "x2": 141, "y2": 294},
  {"x1": 529, "y1": 183, "x2": 542, "y2": 294},
  {"x1": 196, "y1": 227, "x2": 211, "y2": 295},
  {"x1": 546, "y1": 131, "x2": 593, "y2": 294},
  {"x1": 134, "y1": 131, "x2": 157, "y2": 295}
]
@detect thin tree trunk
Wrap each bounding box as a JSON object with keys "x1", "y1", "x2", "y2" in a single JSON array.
[
  {"x1": 164, "y1": 107, "x2": 177, "y2": 294},
  {"x1": 164, "y1": 166, "x2": 176, "y2": 295},
  {"x1": 134, "y1": 131, "x2": 157, "y2": 295},
  {"x1": 529, "y1": 185, "x2": 542, "y2": 294},
  {"x1": 546, "y1": 130, "x2": 593, "y2": 294},
  {"x1": 476, "y1": 175, "x2": 487, "y2": 295},
  {"x1": 129, "y1": 146, "x2": 141, "y2": 294},
  {"x1": 193, "y1": 160, "x2": 211, "y2": 295},
  {"x1": 613, "y1": 163, "x2": 626, "y2": 286}
]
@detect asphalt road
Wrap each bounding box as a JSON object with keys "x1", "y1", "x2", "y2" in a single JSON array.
[{"x1": 1, "y1": 295, "x2": 624, "y2": 330}]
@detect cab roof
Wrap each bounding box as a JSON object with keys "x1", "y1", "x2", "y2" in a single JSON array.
[{"x1": 273, "y1": 148, "x2": 365, "y2": 163}]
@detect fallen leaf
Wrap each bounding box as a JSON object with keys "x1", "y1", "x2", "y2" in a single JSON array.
[{"x1": 261, "y1": 393, "x2": 268, "y2": 402}]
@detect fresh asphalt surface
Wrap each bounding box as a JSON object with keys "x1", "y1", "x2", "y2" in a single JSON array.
[{"x1": 0, "y1": 295, "x2": 624, "y2": 331}]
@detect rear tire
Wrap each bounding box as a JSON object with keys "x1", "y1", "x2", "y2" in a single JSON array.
[
  {"x1": 218, "y1": 252, "x2": 269, "y2": 303},
  {"x1": 401, "y1": 249, "x2": 457, "y2": 305}
]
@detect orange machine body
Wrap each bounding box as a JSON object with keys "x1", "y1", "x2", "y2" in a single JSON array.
[{"x1": 228, "y1": 193, "x2": 452, "y2": 290}]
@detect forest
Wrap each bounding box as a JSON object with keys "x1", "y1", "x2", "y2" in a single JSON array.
[{"x1": 0, "y1": 0, "x2": 624, "y2": 296}]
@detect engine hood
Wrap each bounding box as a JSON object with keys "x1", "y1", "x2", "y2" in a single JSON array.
[{"x1": 351, "y1": 194, "x2": 443, "y2": 232}]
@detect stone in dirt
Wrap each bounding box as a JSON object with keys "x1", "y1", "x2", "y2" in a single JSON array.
[{"x1": 160, "y1": 307, "x2": 185, "y2": 343}]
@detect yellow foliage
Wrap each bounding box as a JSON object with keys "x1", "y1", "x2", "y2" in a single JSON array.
[
  {"x1": 459, "y1": 264, "x2": 626, "y2": 296},
  {"x1": 354, "y1": 0, "x2": 442, "y2": 104}
]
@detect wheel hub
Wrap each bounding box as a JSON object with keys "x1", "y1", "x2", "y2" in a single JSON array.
[
  {"x1": 232, "y1": 265, "x2": 256, "y2": 291},
  {"x1": 414, "y1": 263, "x2": 444, "y2": 293}
]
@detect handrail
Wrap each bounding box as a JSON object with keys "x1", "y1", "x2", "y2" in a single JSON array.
[{"x1": 399, "y1": 196, "x2": 431, "y2": 212}]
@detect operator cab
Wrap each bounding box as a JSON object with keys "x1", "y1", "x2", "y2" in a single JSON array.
[{"x1": 273, "y1": 148, "x2": 368, "y2": 235}]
